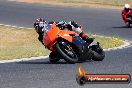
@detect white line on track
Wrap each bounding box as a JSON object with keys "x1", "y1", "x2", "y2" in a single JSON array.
[
  {"x1": 0, "y1": 24, "x2": 131, "y2": 63},
  {"x1": 104, "y1": 40, "x2": 131, "y2": 51},
  {"x1": 0, "y1": 56, "x2": 49, "y2": 63},
  {"x1": 94, "y1": 34, "x2": 132, "y2": 51},
  {"x1": 7, "y1": 0, "x2": 16, "y2": 1}
]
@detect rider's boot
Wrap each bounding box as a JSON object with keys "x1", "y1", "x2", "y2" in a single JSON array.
[{"x1": 79, "y1": 32, "x2": 94, "y2": 43}]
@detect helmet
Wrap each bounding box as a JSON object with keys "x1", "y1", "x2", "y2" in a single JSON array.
[
  {"x1": 124, "y1": 4, "x2": 130, "y2": 9},
  {"x1": 39, "y1": 21, "x2": 45, "y2": 28},
  {"x1": 36, "y1": 18, "x2": 42, "y2": 24}
]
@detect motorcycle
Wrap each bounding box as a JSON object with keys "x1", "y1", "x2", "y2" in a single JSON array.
[{"x1": 43, "y1": 22, "x2": 105, "y2": 64}]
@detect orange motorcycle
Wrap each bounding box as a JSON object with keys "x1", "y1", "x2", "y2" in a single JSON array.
[{"x1": 43, "y1": 22, "x2": 105, "y2": 64}]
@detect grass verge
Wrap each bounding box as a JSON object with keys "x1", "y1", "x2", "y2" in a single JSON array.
[
  {"x1": 16, "y1": 0, "x2": 132, "y2": 9},
  {"x1": 0, "y1": 25, "x2": 123, "y2": 60}
]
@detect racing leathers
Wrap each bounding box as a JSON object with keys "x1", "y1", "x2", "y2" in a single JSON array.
[{"x1": 122, "y1": 8, "x2": 132, "y2": 24}]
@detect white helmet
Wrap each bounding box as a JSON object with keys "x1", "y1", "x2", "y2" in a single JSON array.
[{"x1": 124, "y1": 4, "x2": 130, "y2": 9}]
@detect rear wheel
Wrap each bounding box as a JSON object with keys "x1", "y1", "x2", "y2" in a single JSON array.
[
  {"x1": 54, "y1": 41, "x2": 78, "y2": 64},
  {"x1": 92, "y1": 45, "x2": 105, "y2": 61}
]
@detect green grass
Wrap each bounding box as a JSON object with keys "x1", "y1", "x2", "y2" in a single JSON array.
[
  {"x1": 0, "y1": 25, "x2": 123, "y2": 60},
  {"x1": 61, "y1": 0, "x2": 132, "y2": 6},
  {"x1": 0, "y1": 26, "x2": 50, "y2": 60},
  {"x1": 95, "y1": 36, "x2": 123, "y2": 49},
  {"x1": 16, "y1": 0, "x2": 132, "y2": 8}
]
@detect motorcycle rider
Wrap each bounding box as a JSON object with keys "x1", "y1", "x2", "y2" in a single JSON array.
[
  {"x1": 34, "y1": 18, "x2": 46, "y2": 44},
  {"x1": 34, "y1": 18, "x2": 94, "y2": 45},
  {"x1": 122, "y1": 4, "x2": 132, "y2": 26}
]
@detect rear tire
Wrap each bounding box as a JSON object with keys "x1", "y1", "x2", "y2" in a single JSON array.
[
  {"x1": 54, "y1": 42, "x2": 78, "y2": 64},
  {"x1": 92, "y1": 46, "x2": 105, "y2": 61}
]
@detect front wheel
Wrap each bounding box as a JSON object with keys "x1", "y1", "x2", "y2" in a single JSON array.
[
  {"x1": 92, "y1": 45, "x2": 105, "y2": 61},
  {"x1": 126, "y1": 22, "x2": 130, "y2": 27},
  {"x1": 54, "y1": 41, "x2": 78, "y2": 64},
  {"x1": 49, "y1": 52, "x2": 60, "y2": 63}
]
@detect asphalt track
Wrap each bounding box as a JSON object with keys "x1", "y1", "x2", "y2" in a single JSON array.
[{"x1": 0, "y1": 0, "x2": 132, "y2": 88}]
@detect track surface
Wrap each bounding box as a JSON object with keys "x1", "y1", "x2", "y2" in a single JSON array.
[{"x1": 0, "y1": 0, "x2": 132, "y2": 88}]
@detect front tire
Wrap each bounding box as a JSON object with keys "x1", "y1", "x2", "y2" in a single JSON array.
[
  {"x1": 54, "y1": 42, "x2": 78, "y2": 64},
  {"x1": 126, "y1": 22, "x2": 130, "y2": 27},
  {"x1": 49, "y1": 52, "x2": 60, "y2": 63}
]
